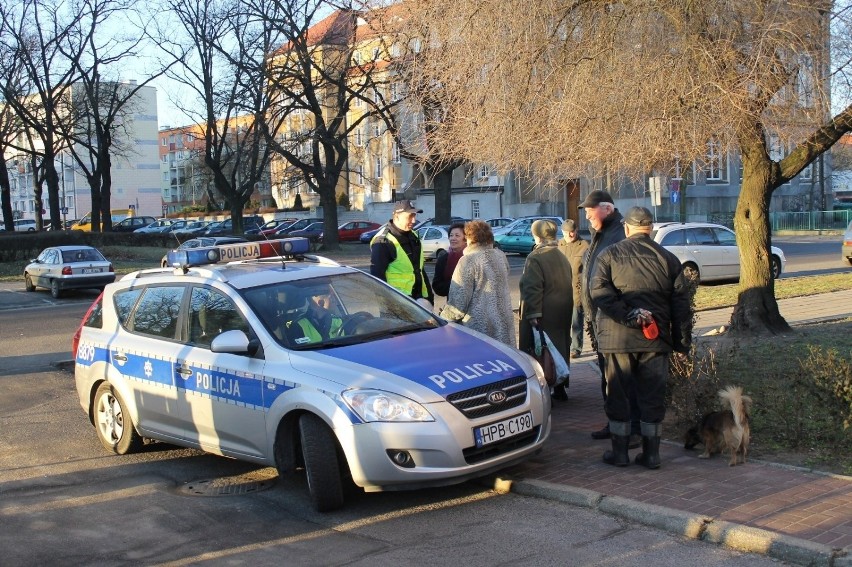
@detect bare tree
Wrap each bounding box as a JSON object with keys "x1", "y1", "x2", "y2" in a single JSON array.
[
  {"x1": 156, "y1": 0, "x2": 287, "y2": 234},
  {"x1": 0, "y1": 0, "x2": 83, "y2": 231},
  {"x1": 260, "y1": 0, "x2": 403, "y2": 249},
  {"x1": 400, "y1": 0, "x2": 852, "y2": 336}
]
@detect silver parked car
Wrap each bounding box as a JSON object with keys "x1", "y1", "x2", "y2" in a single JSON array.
[
  {"x1": 416, "y1": 225, "x2": 451, "y2": 260},
  {"x1": 24, "y1": 245, "x2": 115, "y2": 298},
  {"x1": 651, "y1": 222, "x2": 786, "y2": 282}
]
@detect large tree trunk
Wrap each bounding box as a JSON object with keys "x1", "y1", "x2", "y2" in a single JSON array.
[
  {"x1": 0, "y1": 159, "x2": 13, "y2": 232},
  {"x1": 432, "y1": 166, "x2": 454, "y2": 224},
  {"x1": 729, "y1": 139, "x2": 791, "y2": 336},
  {"x1": 318, "y1": 182, "x2": 340, "y2": 250}
]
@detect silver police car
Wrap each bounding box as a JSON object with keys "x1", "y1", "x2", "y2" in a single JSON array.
[{"x1": 73, "y1": 238, "x2": 551, "y2": 511}]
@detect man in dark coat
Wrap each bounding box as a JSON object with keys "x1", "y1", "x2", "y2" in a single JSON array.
[
  {"x1": 590, "y1": 206, "x2": 692, "y2": 468},
  {"x1": 579, "y1": 190, "x2": 641, "y2": 443}
]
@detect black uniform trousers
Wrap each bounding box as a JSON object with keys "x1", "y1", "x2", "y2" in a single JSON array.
[{"x1": 603, "y1": 351, "x2": 668, "y2": 425}]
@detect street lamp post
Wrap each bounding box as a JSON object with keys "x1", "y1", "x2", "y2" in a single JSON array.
[{"x1": 60, "y1": 153, "x2": 67, "y2": 230}]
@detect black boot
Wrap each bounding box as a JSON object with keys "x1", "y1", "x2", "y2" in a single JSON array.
[
  {"x1": 635, "y1": 436, "x2": 661, "y2": 469},
  {"x1": 602, "y1": 435, "x2": 631, "y2": 467},
  {"x1": 591, "y1": 424, "x2": 610, "y2": 440}
]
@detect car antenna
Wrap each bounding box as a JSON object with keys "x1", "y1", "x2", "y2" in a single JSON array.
[{"x1": 257, "y1": 219, "x2": 287, "y2": 269}]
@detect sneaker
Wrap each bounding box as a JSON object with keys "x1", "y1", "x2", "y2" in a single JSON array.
[{"x1": 591, "y1": 424, "x2": 610, "y2": 440}]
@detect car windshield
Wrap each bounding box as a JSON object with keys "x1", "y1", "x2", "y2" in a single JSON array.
[
  {"x1": 62, "y1": 248, "x2": 105, "y2": 262},
  {"x1": 241, "y1": 271, "x2": 443, "y2": 350}
]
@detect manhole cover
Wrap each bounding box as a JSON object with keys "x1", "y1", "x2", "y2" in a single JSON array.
[{"x1": 177, "y1": 470, "x2": 277, "y2": 497}]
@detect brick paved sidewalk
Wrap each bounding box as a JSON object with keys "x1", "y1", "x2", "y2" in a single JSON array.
[{"x1": 501, "y1": 359, "x2": 852, "y2": 553}]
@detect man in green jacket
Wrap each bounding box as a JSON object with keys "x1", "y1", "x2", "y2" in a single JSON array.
[{"x1": 370, "y1": 200, "x2": 434, "y2": 306}]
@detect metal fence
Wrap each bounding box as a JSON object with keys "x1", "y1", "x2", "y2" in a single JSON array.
[{"x1": 769, "y1": 210, "x2": 851, "y2": 232}]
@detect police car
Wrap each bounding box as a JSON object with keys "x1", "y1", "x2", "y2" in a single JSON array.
[{"x1": 73, "y1": 238, "x2": 551, "y2": 511}]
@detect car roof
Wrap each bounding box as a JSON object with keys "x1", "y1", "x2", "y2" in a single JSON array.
[{"x1": 53, "y1": 245, "x2": 99, "y2": 251}]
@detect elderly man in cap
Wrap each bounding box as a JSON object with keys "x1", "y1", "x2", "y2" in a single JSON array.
[
  {"x1": 558, "y1": 219, "x2": 589, "y2": 358},
  {"x1": 590, "y1": 206, "x2": 692, "y2": 468},
  {"x1": 579, "y1": 190, "x2": 640, "y2": 444},
  {"x1": 370, "y1": 200, "x2": 434, "y2": 306}
]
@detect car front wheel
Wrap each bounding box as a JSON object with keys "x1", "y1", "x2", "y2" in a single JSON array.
[
  {"x1": 770, "y1": 255, "x2": 782, "y2": 279},
  {"x1": 299, "y1": 414, "x2": 344, "y2": 512},
  {"x1": 25, "y1": 274, "x2": 35, "y2": 292},
  {"x1": 94, "y1": 383, "x2": 143, "y2": 454}
]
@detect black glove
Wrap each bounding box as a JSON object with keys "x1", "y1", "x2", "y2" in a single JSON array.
[{"x1": 623, "y1": 308, "x2": 644, "y2": 328}]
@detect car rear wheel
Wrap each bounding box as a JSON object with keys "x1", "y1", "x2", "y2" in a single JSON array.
[
  {"x1": 299, "y1": 414, "x2": 344, "y2": 512},
  {"x1": 50, "y1": 279, "x2": 62, "y2": 298},
  {"x1": 94, "y1": 383, "x2": 143, "y2": 454},
  {"x1": 682, "y1": 263, "x2": 700, "y2": 283},
  {"x1": 24, "y1": 274, "x2": 35, "y2": 292},
  {"x1": 770, "y1": 255, "x2": 782, "y2": 279}
]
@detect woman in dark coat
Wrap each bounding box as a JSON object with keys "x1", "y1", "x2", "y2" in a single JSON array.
[
  {"x1": 519, "y1": 219, "x2": 574, "y2": 399},
  {"x1": 432, "y1": 222, "x2": 467, "y2": 297}
]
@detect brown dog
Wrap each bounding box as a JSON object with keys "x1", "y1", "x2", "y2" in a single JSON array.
[{"x1": 684, "y1": 385, "x2": 752, "y2": 466}]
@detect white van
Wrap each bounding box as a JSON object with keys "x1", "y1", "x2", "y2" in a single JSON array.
[{"x1": 14, "y1": 219, "x2": 37, "y2": 232}]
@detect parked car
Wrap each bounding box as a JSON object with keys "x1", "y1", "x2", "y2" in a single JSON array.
[
  {"x1": 246, "y1": 218, "x2": 298, "y2": 236},
  {"x1": 493, "y1": 216, "x2": 563, "y2": 237},
  {"x1": 337, "y1": 220, "x2": 381, "y2": 242},
  {"x1": 24, "y1": 245, "x2": 115, "y2": 298},
  {"x1": 160, "y1": 236, "x2": 248, "y2": 267},
  {"x1": 416, "y1": 226, "x2": 452, "y2": 260},
  {"x1": 651, "y1": 222, "x2": 786, "y2": 282},
  {"x1": 414, "y1": 216, "x2": 468, "y2": 230},
  {"x1": 274, "y1": 217, "x2": 323, "y2": 236},
  {"x1": 486, "y1": 217, "x2": 515, "y2": 228},
  {"x1": 204, "y1": 216, "x2": 265, "y2": 236},
  {"x1": 494, "y1": 222, "x2": 563, "y2": 255},
  {"x1": 172, "y1": 220, "x2": 212, "y2": 237},
  {"x1": 13, "y1": 219, "x2": 37, "y2": 231},
  {"x1": 111, "y1": 216, "x2": 157, "y2": 233},
  {"x1": 359, "y1": 225, "x2": 385, "y2": 243},
  {"x1": 135, "y1": 218, "x2": 175, "y2": 233},
  {"x1": 288, "y1": 221, "x2": 325, "y2": 243},
  {"x1": 843, "y1": 220, "x2": 852, "y2": 265}
]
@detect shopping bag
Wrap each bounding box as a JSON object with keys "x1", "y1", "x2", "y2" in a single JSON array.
[{"x1": 533, "y1": 328, "x2": 570, "y2": 386}]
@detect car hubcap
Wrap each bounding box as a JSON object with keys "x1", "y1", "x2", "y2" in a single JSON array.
[{"x1": 97, "y1": 393, "x2": 122, "y2": 445}]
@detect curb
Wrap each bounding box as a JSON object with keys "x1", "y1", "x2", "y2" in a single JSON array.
[{"x1": 492, "y1": 476, "x2": 849, "y2": 567}]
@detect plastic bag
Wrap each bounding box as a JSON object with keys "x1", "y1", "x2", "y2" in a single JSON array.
[{"x1": 533, "y1": 328, "x2": 570, "y2": 386}]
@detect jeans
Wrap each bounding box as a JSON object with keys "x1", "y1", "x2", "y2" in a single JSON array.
[{"x1": 570, "y1": 305, "x2": 584, "y2": 353}]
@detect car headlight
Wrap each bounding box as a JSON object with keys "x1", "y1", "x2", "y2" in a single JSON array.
[
  {"x1": 526, "y1": 353, "x2": 548, "y2": 388},
  {"x1": 342, "y1": 389, "x2": 434, "y2": 422}
]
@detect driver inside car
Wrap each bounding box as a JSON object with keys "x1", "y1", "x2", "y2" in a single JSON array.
[{"x1": 287, "y1": 285, "x2": 343, "y2": 344}]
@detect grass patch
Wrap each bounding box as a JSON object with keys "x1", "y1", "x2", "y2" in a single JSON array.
[
  {"x1": 694, "y1": 273, "x2": 852, "y2": 310},
  {"x1": 668, "y1": 319, "x2": 852, "y2": 475}
]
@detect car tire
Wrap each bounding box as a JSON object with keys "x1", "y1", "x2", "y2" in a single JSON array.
[
  {"x1": 24, "y1": 274, "x2": 35, "y2": 292},
  {"x1": 682, "y1": 263, "x2": 700, "y2": 283},
  {"x1": 299, "y1": 413, "x2": 344, "y2": 512},
  {"x1": 94, "y1": 382, "x2": 143, "y2": 455},
  {"x1": 770, "y1": 255, "x2": 782, "y2": 279},
  {"x1": 50, "y1": 279, "x2": 62, "y2": 299}
]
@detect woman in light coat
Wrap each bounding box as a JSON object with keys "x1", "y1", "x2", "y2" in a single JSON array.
[
  {"x1": 519, "y1": 219, "x2": 573, "y2": 399},
  {"x1": 440, "y1": 220, "x2": 516, "y2": 347}
]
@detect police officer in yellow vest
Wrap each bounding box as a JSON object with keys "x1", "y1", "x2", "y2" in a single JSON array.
[
  {"x1": 370, "y1": 200, "x2": 434, "y2": 306},
  {"x1": 287, "y1": 285, "x2": 343, "y2": 344}
]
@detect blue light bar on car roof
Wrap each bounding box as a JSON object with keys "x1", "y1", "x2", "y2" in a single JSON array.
[{"x1": 166, "y1": 237, "x2": 311, "y2": 269}]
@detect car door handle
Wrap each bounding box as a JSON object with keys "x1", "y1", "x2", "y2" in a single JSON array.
[
  {"x1": 112, "y1": 354, "x2": 127, "y2": 362},
  {"x1": 175, "y1": 366, "x2": 193, "y2": 377}
]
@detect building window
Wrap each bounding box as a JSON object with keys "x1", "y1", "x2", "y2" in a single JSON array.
[
  {"x1": 390, "y1": 82, "x2": 399, "y2": 102},
  {"x1": 161, "y1": 138, "x2": 166, "y2": 146},
  {"x1": 375, "y1": 157, "x2": 382, "y2": 179},
  {"x1": 353, "y1": 51, "x2": 362, "y2": 65},
  {"x1": 392, "y1": 142, "x2": 400, "y2": 163},
  {"x1": 373, "y1": 120, "x2": 381, "y2": 138},
  {"x1": 357, "y1": 165, "x2": 363, "y2": 184},
  {"x1": 354, "y1": 128, "x2": 362, "y2": 147},
  {"x1": 705, "y1": 138, "x2": 728, "y2": 183},
  {"x1": 479, "y1": 165, "x2": 489, "y2": 179},
  {"x1": 471, "y1": 200, "x2": 480, "y2": 219}
]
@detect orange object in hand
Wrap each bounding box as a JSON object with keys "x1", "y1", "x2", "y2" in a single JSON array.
[{"x1": 642, "y1": 317, "x2": 659, "y2": 340}]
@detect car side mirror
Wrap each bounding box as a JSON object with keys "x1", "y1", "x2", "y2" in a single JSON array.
[{"x1": 210, "y1": 330, "x2": 259, "y2": 356}]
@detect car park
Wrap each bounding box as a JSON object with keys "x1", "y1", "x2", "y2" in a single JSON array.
[
  {"x1": 492, "y1": 216, "x2": 563, "y2": 237},
  {"x1": 111, "y1": 216, "x2": 157, "y2": 233},
  {"x1": 651, "y1": 222, "x2": 786, "y2": 282},
  {"x1": 134, "y1": 218, "x2": 174, "y2": 233},
  {"x1": 24, "y1": 245, "x2": 115, "y2": 298},
  {"x1": 494, "y1": 222, "x2": 563, "y2": 255},
  {"x1": 416, "y1": 225, "x2": 451, "y2": 260},
  {"x1": 73, "y1": 238, "x2": 551, "y2": 512},
  {"x1": 843, "y1": 220, "x2": 852, "y2": 265},
  {"x1": 204, "y1": 216, "x2": 265, "y2": 236},
  {"x1": 337, "y1": 220, "x2": 381, "y2": 242},
  {"x1": 160, "y1": 236, "x2": 248, "y2": 267},
  {"x1": 172, "y1": 220, "x2": 212, "y2": 237},
  {"x1": 246, "y1": 218, "x2": 298, "y2": 236}
]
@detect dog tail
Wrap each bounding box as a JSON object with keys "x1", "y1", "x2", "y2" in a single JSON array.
[{"x1": 719, "y1": 385, "x2": 751, "y2": 446}]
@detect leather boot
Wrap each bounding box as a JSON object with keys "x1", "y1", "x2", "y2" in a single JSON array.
[
  {"x1": 635, "y1": 436, "x2": 661, "y2": 469},
  {"x1": 602, "y1": 435, "x2": 631, "y2": 467}
]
